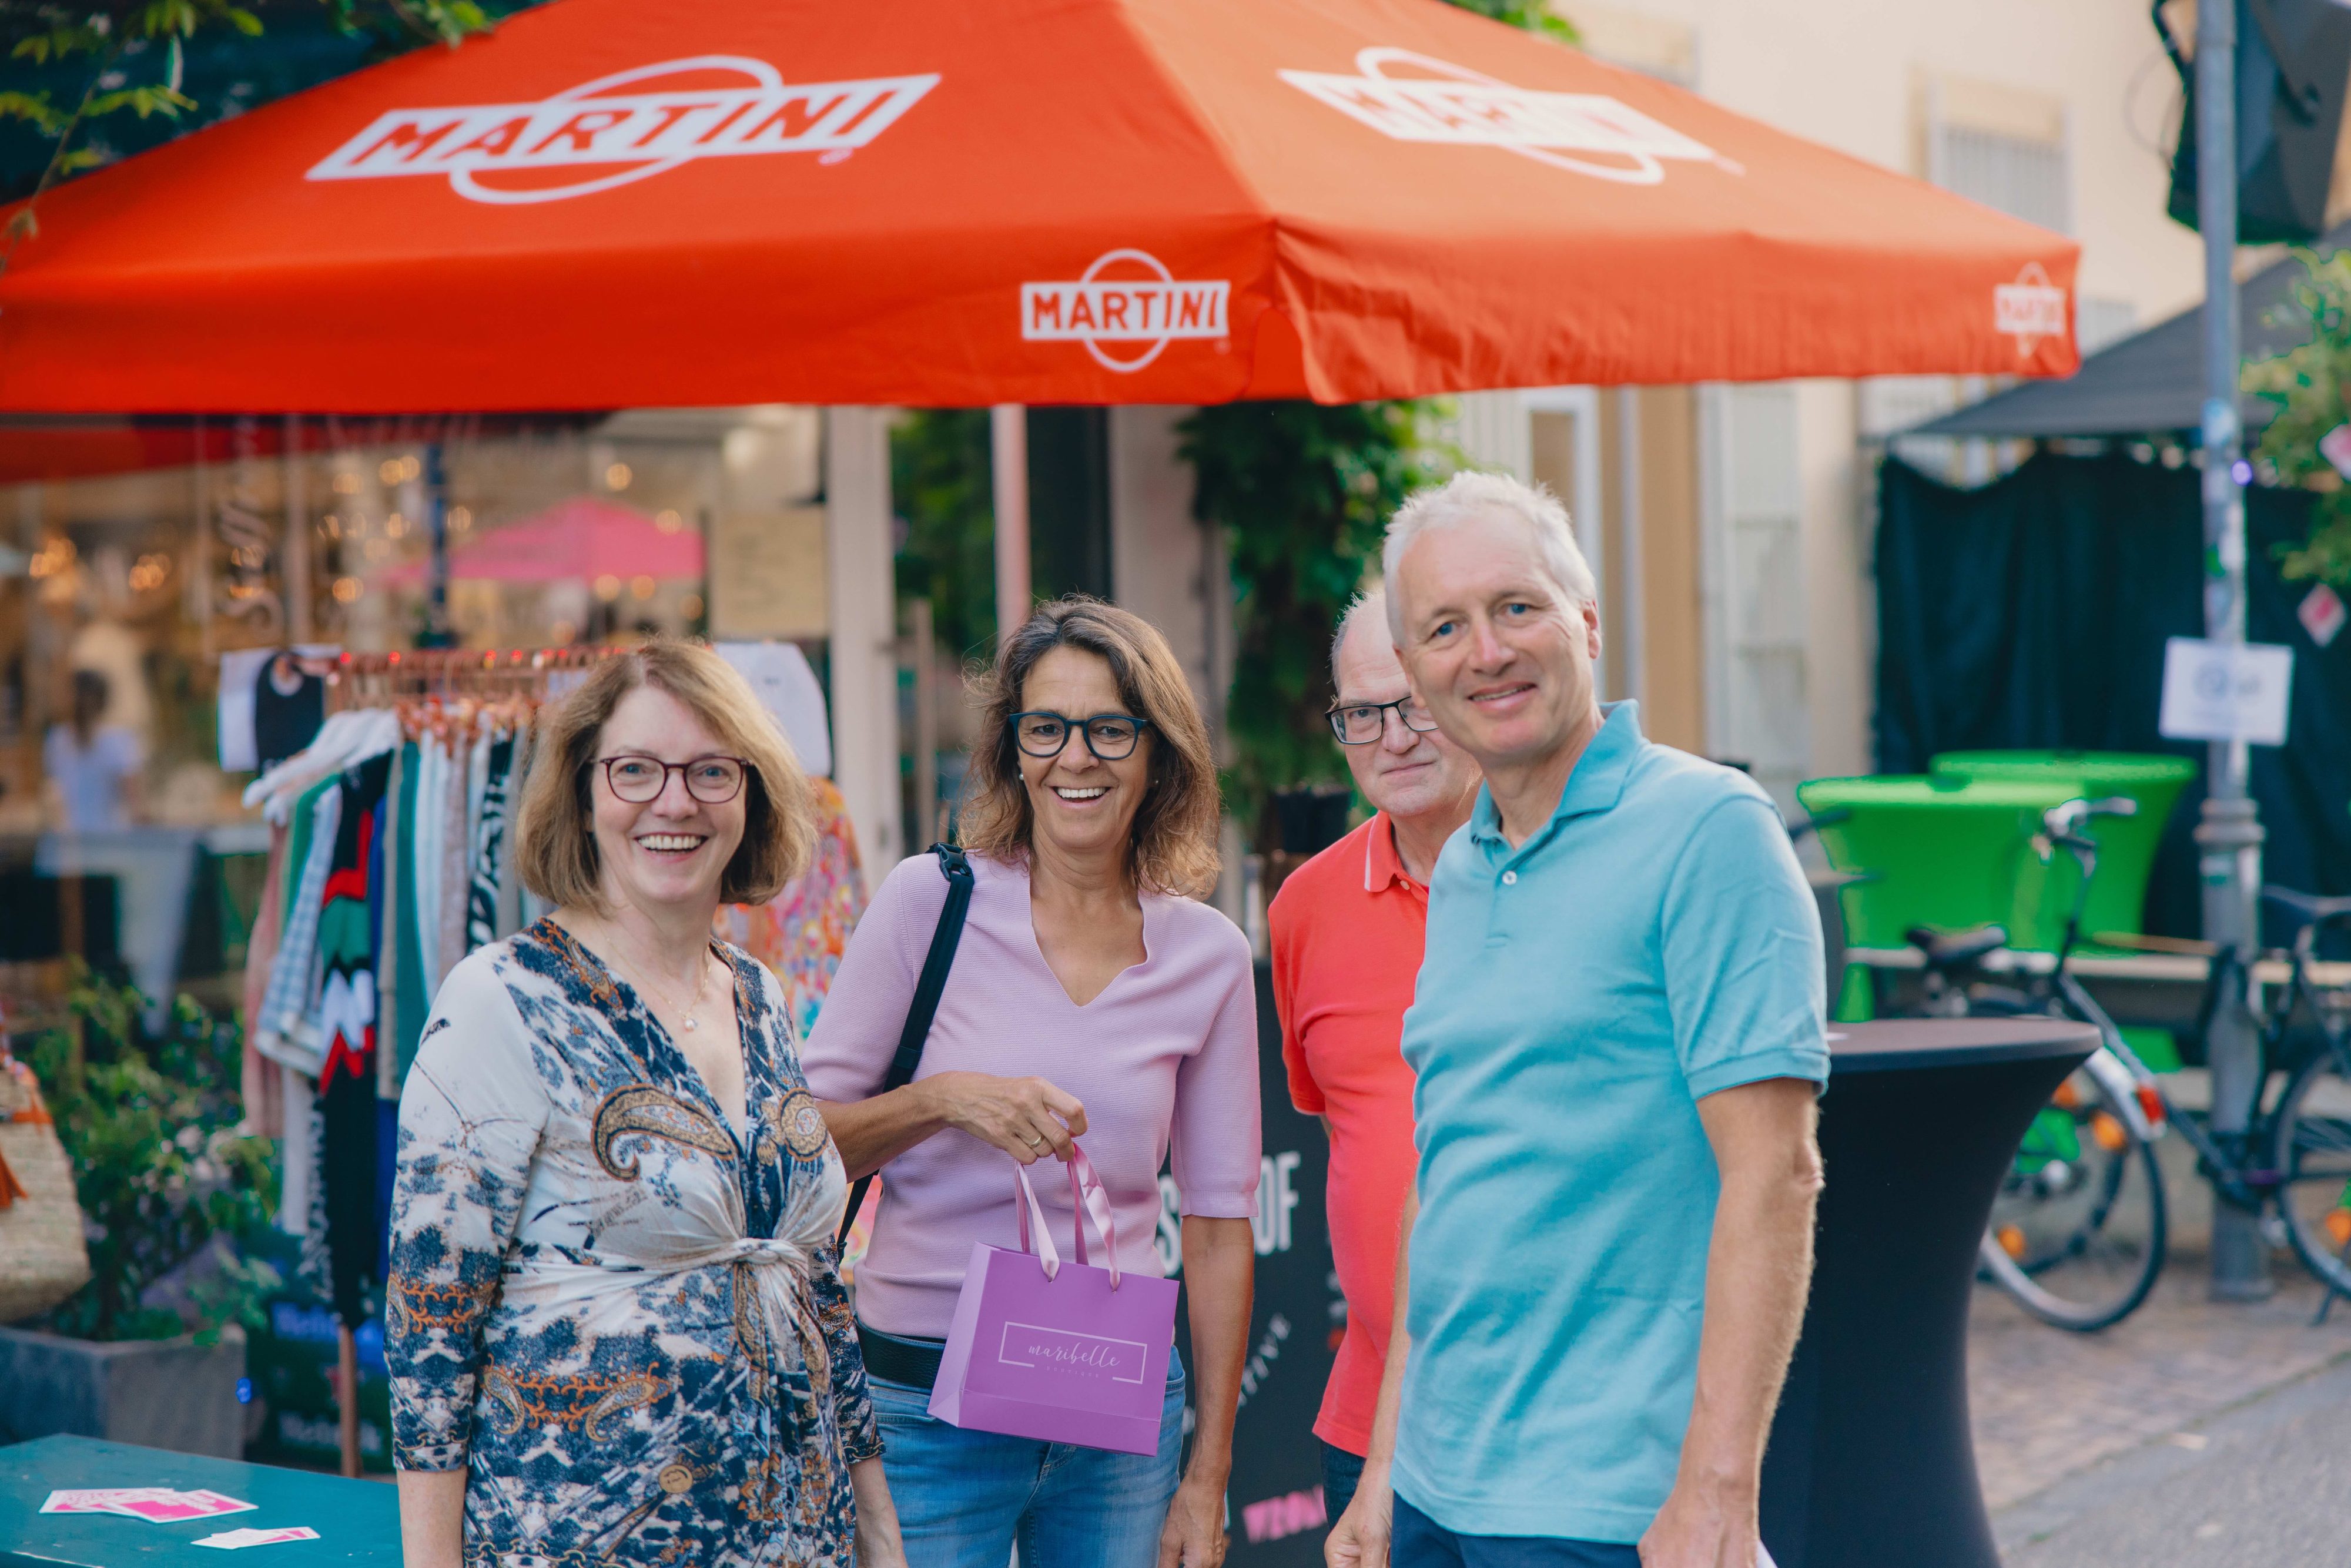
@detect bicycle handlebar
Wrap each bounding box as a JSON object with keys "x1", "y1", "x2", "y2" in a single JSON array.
[{"x1": 2041, "y1": 796, "x2": 2138, "y2": 842}]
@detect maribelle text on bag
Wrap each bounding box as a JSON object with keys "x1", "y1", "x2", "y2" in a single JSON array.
[{"x1": 929, "y1": 1145, "x2": 1179, "y2": 1455}]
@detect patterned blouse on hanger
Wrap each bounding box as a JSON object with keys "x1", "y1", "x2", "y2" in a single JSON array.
[{"x1": 386, "y1": 917, "x2": 876, "y2": 1568}]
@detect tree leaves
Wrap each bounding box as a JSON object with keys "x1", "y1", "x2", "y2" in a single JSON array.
[
  {"x1": 891, "y1": 408, "x2": 1001, "y2": 663},
  {"x1": 1444, "y1": 0, "x2": 1580, "y2": 45},
  {"x1": 0, "y1": 0, "x2": 499, "y2": 188},
  {"x1": 2247, "y1": 250, "x2": 2351, "y2": 589},
  {"x1": 1180, "y1": 402, "x2": 1454, "y2": 849}
]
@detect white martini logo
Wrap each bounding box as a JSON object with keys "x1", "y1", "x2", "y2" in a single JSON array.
[
  {"x1": 1020, "y1": 250, "x2": 1231, "y2": 373},
  {"x1": 1280, "y1": 47, "x2": 1724, "y2": 185},
  {"x1": 306, "y1": 55, "x2": 939, "y2": 205},
  {"x1": 1994, "y1": 262, "x2": 2069, "y2": 357}
]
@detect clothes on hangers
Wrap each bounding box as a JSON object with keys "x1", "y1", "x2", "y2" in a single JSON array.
[
  {"x1": 375, "y1": 744, "x2": 406, "y2": 1102},
  {"x1": 464, "y1": 731, "x2": 515, "y2": 952},
  {"x1": 312, "y1": 754, "x2": 390, "y2": 1324},
  {"x1": 245, "y1": 671, "x2": 565, "y2": 1322},
  {"x1": 239, "y1": 822, "x2": 289, "y2": 1139},
  {"x1": 715, "y1": 776, "x2": 869, "y2": 1038},
  {"x1": 254, "y1": 781, "x2": 340, "y2": 1076},
  {"x1": 390, "y1": 739, "x2": 432, "y2": 1093},
  {"x1": 434, "y1": 732, "x2": 471, "y2": 990},
  {"x1": 244, "y1": 708, "x2": 398, "y2": 824}
]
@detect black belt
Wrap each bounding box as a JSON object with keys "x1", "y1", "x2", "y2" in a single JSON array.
[{"x1": 856, "y1": 1322, "x2": 946, "y2": 1391}]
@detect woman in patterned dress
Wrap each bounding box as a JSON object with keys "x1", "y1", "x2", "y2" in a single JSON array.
[{"x1": 389, "y1": 639, "x2": 906, "y2": 1568}]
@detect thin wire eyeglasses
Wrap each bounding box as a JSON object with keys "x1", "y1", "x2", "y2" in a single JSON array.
[
  {"x1": 1009, "y1": 712, "x2": 1152, "y2": 762},
  {"x1": 597, "y1": 754, "x2": 749, "y2": 804},
  {"x1": 1328, "y1": 697, "x2": 1442, "y2": 745}
]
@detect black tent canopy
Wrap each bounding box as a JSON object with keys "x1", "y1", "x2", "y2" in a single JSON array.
[{"x1": 1910, "y1": 225, "x2": 2347, "y2": 439}]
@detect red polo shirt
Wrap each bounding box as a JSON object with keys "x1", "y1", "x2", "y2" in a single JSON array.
[{"x1": 1269, "y1": 812, "x2": 1427, "y2": 1456}]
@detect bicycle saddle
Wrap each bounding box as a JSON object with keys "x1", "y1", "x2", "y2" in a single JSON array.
[
  {"x1": 1905, "y1": 924, "x2": 2008, "y2": 969},
  {"x1": 2262, "y1": 886, "x2": 2351, "y2": 923}
]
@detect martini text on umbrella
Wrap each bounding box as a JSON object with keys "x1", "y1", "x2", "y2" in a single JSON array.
[
  {"x1": 1020, "y1": 250, "x2": 1231, "y2": 374},
  {"x1": 1280, "y1": 47, "x2": 1721, "y2": 185},
  {"x1": 1994, "y1": 263, "x2": 2069, "y2": 358},
  {"x1": 306, "y1": 55, "x2": 939, "y2": 205}
]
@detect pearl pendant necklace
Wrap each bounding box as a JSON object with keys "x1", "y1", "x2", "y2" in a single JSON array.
[
  {"x1": 611, "y1": 937, "x2": 716, "y2": 1036},
  {"x1": 678, "y1": 956, "x2": 714, "y2": 1031}
]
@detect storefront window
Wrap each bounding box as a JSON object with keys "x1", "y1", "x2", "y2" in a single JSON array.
[{"x1": 0, "y1": 406, "x2": 826, "y2": 1004}]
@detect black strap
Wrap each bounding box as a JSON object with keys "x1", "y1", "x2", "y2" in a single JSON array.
[{"x1": 836, "y1": 843, "x2": 973, "y2": 1252}]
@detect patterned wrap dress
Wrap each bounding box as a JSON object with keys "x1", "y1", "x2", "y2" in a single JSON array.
[{"x1": 387, "y1": 918, "x2": 878, "y2": 1568}]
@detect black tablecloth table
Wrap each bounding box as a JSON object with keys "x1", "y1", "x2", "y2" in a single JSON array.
[{"x1": 1759, "y1": 1017, "x2": 2099, "y2": 1568}]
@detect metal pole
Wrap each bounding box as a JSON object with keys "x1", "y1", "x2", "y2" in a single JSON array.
[
  {"x1": 2195, "y1": 0, "x2": 2272, "y2": 1301},
  {"x1": 992, "y1": 404, "x2": 1031, "y2": 642},
  {"x1": 423, "y1": 444, "x2": 454, "y2": 649}
]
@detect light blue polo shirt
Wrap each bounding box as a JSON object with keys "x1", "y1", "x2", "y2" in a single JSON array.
[{"x1": 1393, "y1": 701, "x2": 1826, "y2": 1543}]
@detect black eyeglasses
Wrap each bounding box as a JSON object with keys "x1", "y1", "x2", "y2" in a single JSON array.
[
  {"x1": 597, "y1": 754, "x2": 749, "y2": 804},
  {"x1": 1328, "y1": 696, "x2": 1441, "y2": 745},
  {"x1": 1010, "y1": 712, "x2": 1151, "y2": 761}
]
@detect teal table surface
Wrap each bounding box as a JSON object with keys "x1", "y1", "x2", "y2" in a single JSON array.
[{"x1": 0, "y1": 1436, "x2": 398, "y2": 1566}]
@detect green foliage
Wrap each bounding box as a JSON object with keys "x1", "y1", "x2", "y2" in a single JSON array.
[
  {"x1": 890, "y1": 408, "x2": 1000, "y2": 662},
  {"x1": 1180, "y1": 402, "x2": 1453, "y2": 849},
  {"x1": 2246, "y1": 250, "x2": 2351, "y2": 588},
  {"x1": 0, "y1": 0, "x2": 494, "y2": 233},
  {"x1": 1443, "y1": 0, "x2": 1580, "y2": 45},
  {"x1": 24, "y1": 968, "x2": 279, "y2": 1343}
]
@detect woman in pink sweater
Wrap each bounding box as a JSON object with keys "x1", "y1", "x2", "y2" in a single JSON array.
[{"x1": 805, "y1": 598, "x2": 1260, "y2": 1568}]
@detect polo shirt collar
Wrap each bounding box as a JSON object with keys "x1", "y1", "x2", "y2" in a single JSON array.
[
  {"x1": 1364, "y1": 811, "x2": 1412, "y2": 893},
  {"x1": 1469, "y1": 701, "x2": 1645, "y2": 852}
]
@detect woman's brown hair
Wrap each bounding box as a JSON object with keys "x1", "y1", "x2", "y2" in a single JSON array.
[
  {"x1": 515, "y1": 638, "x2": 814, "y2": 910},
  {"x1": 959, "y1": 597, "x2": 1221, "y2": 899}
]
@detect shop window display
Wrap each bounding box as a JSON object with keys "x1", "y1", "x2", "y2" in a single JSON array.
[{"x1": 0, "y1": 407, "x2": 830, "y2": 1022}]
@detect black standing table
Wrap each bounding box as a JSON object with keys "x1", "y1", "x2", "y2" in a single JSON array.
[{"x1": 1759, "y1": 1017, "x2": 2098, "y2": 1568}]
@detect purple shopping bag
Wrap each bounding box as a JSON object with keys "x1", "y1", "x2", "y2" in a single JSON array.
[{"x1": 929, "y1": 1145, "x2": 1178, "y2": 1455}]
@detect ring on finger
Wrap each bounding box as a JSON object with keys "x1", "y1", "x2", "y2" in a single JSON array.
[{"x1": 1024, "y1": 1134, "x2": 1045, "y2": 1148}]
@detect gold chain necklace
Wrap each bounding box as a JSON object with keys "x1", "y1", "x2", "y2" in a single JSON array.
[{"x1": 607, "y1": 936, "x2": 718, "y2": 1034}]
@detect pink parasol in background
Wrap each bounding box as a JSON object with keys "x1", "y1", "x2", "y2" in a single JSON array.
[{"x1": 380, "y1": 495, "x2": 704, "y2": 585}]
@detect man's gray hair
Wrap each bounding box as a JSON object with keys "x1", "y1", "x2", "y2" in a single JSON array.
[
  {"x1": 1330, "y1": 585, "x2": 1389, "y2": 691},
  {"x1": 1381, "y1": 470, "x2": 1596, "y2": 642}
]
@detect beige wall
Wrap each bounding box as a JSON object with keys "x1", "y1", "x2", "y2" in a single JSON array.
[
  {"x1": 1557, "y1": 0, "x2": 2206, "y2": 785},
  {"x1": 1560, "y1": 0, "x2": 2203, "y2": 323}
]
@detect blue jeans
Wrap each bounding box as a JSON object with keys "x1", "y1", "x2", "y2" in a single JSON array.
[
  {"x1": 1393, "y1": 1495, "x2": 1639, "y2": 1568},
  {"x1": 1321, "y1": 1442, "x2": 1367, "y2": 1521},
  {"x1": 870, "y1": 1353, "x2": 1187, "y2": 1568}
]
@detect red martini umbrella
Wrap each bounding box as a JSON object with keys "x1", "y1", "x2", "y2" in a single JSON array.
[{"x1": 0, "y1": 0, "x2": 2079, "y2": 411}]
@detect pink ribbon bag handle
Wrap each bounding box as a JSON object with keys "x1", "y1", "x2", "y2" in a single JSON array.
[{"x1": 1010, "y1": 1143, "x2": 1123, "y2": 1288}]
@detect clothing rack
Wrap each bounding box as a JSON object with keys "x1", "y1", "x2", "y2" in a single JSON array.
[
  {"x1": 319, "y1": 645, "x2": 615, "y2": 711},
  {"x1": 252, "y1": 652, "x2": 594, "y2": 1479}
]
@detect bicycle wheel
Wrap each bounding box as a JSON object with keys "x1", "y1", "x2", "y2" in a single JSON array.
[
  {"x1": 2270, "y1": 1046, "x2": 2351, "y2": 1296},
  {"x1": 1978, "y1": 1060, "x2": 2168, "y2": 1331}
]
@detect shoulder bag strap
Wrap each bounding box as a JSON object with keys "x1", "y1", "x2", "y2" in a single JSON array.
[{"x1": 836, "y1": 843, "x2": 974, "y2": 1252}]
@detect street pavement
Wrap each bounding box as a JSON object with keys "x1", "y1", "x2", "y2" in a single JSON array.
[
  {"x1": 1970, "y1": 1124, "x2": 2351, "y2": 1563},
  {"x1": 1992, "y1": 1328, "x2": 2351, "y2": 1564}
]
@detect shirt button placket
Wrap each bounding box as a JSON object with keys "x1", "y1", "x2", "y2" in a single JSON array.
[{"x1": 1501, "y1": 870, "x2": 1518, "y2": 886}]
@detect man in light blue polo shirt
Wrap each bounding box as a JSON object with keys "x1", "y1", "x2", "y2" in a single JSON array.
[{"x1": 1326, "y1": 472, "x2": 1826, "y2": 1568}]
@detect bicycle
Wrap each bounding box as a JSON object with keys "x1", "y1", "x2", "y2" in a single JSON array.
[{"x1": 1895, "y1": 798, "x2": 2351, "y2": 1331}]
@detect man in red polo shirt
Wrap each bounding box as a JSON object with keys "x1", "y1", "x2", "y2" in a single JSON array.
[{"x1": 1271, "y1": 584, "x2": 1482, "y2": 1522}]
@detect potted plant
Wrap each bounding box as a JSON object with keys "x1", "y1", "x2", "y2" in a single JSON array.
[{"x1": 0, "y1": 971, "x2": 279, "y2": 1458}]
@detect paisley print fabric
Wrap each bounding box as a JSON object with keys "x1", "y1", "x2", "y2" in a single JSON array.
[{"x1": 387, "y1": 917, "x2": 877, "y2": 1568}]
